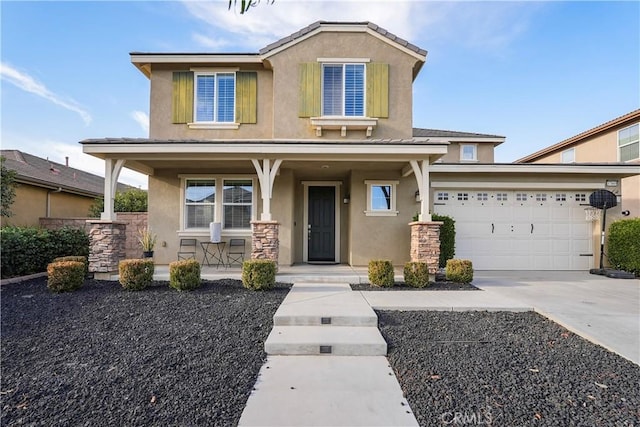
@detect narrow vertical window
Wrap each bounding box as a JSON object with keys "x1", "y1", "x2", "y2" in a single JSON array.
[
  {"x1": 223, "y1": 179, "x2": 253, "y2": 229},
  {"x1": 185, "y1": 179, "x2": 216, "y2": 229}
]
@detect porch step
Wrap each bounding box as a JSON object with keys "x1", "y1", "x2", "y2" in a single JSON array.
[
  {"x1": 265, "y1": 325, "x2": 387, "y2": 356},
  {"x1": 272, "y1": 282, "x2": 378, "y2": 327}
]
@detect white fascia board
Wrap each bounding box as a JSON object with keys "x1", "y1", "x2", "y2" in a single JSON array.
[
  {"x1": 130, "y1": 54, "x2": 263, "y2": 64},
  {"x1": 430, "y1": 163, "x2": 640, "y2": 176},
  {"x1": 82, "y1": 143, "x2": 448, "y2": 158},
  {"x1": 445, "y1": 137, "x2": 505, "y2": 144}
]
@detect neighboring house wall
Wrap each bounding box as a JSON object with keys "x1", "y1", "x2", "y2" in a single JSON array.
[{"x1": 1, "y1": 183, "x2": 94, "y2": 227}]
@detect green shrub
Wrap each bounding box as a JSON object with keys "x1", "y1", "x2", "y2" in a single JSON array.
[
  {"x1": 169, "y1": 259, "x2": 201, "y2": 291},
  {"x1": 608, "y1": 218, "x2": 640, "y2": 276},
  {"x1": 432, "y1": 214, "x2": 455, "y2": 269},
  {"x1": 54, "y1": 256, "x2": 88, "y2": 278},
  {"x1": 368, "y1": 260, "x2": 394, "y2": 287},
  {"x1": 242, "y1": 259, "x2": 276, "y2": 290},
  {"x1": 445, "y1": 259, "x2": 474, "y2": 284},
  {"x1": 119, "y1": 259, "x2": 154, "y2": 291},
  {"x1": 47, "y1": 261, "x2": 84, "y2": 293},
  {"x1": 403, "y1": 261, "x2": 430, "y2": 288},
  {"x1": 1, "y1": 226, "x2": 89, "y2": 278}
]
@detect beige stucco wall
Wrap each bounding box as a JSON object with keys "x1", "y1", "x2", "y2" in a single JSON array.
[
  {"x1": 266, "y1": 31, "x2": 418, "y2": 140},
  {"x1": 1, "y1": 183, "x2": 94, "y2": 227},
  {"x1": 438, "y1": 142, "x2": 496, "y2": 163}
]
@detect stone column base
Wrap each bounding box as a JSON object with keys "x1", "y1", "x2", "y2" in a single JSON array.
[
  {"x1": 251, "y1": 221, "x2": 279, "y2": 264},
  {"x1": 87, "y1": 220, "x2": 127, "y2": 278},
  {"x1": 409, "y1": 221, "x2": 443, "y2": 274}
]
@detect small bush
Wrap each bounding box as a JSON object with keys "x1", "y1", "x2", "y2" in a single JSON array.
[
  {"x1": 54, "y1": 256, "x2": 88, "y2": 278},
  {"x1": 445, "y1": 259, "x2": 474, "y2": 284},
  {"x1": 242, "y1": 259, "x2": 276, "y2": 290},
  {"x1": 47, "y1": 261, "x2": 84, "y2": 293},
  {"x1": 119, "y1": 259, "x2": 154, "y2": 291},
  {"x1": 432, "y1": 214, "x2": 455, "y2": 268},
  {"x1": 403, "y1": 261, "x2": 430, "y2": 288},
  {"x1": 169, "y1": 259, "x2": 201, "y2": 291},
  {"x1": 608, "y1": 218, "x2": 640, "y2": 276},
  {"x1": 368, "y1": 260, "x2": 394, "y2": 287}
]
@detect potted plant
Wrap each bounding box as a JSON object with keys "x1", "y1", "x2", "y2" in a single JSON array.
[{"x1": 138, "y1": 227, "x2": 157, "y2": 258}]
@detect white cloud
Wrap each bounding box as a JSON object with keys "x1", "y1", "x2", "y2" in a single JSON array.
[
  {"x1": 0, "y1": 62, "x2": 93, "y2": 125},
  {"x1": 180, "y1": 0, "x2": 541, "y2": 53},
  {"x1": 130, "y1": 110, "x2": 150, "y2": 134}
]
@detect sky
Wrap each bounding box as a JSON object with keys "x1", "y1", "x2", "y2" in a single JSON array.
[{"x1": 1, "y1": 0, "x2": 639, "y2": 190}]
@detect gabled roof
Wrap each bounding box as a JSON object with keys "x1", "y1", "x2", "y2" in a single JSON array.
[
  {"x1": 515, "y1": 109, "x2": 640, "y2": 163},
  {"x1": 1, "y1": 150, "x2": 132, "y2": 197},
  {"x1": 413, "y1": 128, "x2": 505, "y2": 144},
  {"x1": 259, "y1": 21, "x2": 427, "y2": 58}
]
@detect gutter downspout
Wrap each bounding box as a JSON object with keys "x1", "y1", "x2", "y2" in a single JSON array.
[{"x1": 46, "y1": 187, "x2": 62, "y2": 217}]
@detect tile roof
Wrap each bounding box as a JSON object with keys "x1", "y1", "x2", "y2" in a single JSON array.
[
  {"x1": 259, "y1": 21, "x2": 427, "y2": 57},
  {"x1": 1, "y1": 150, "x2": 132, "y2": 196},
  {"x1": 412, "y1": 128, "x2": 505, "y2": 140}
]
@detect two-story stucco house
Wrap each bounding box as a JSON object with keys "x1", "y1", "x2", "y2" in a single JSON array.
[{"x1": 82, "y1": 21, "x2": 639, "y2": 276}]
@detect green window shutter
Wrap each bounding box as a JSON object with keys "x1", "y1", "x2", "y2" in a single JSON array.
[
  {"x1": 236, "y1": 72, "x2": 257, "y2": 124},
  {"x1": 298, "y1": 62, "x2": 321, "y2": 117},
  {"x1": 366, "y1": 63, "x2": 389, "y2": 118},
  {"x1": 172, "y1": 72, "x2": 194, "y2": 124}
]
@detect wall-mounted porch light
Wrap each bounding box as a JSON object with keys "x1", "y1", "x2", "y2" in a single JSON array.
[
  {"x1": 415, "y1": 190, "x2": 421, "y2": 203},
  {"x1": 343, "y1": 194, "x2": 350, "y2": 204}
]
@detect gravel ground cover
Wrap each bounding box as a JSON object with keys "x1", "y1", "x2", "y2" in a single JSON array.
[
  {"x1": 1, "y1": 278, "x2": 290, "y2": 426},
  {"x1": 378, "y1": 310, "x2": 640, "y2": 427}
]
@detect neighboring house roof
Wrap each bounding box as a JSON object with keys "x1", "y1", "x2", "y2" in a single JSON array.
[
  {"x1": 413, "y1": 128, "x2": 505, "y2": 143},
  {"x1": 515, "y1": 109, "x2": 640, "y2": 163},
  {"x1": 1, "y1": 150, "x2": 132, "y2": 197}
]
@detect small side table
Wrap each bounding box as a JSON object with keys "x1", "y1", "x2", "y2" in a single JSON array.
[{"x1": 201, "y1": 241, "x2": 226, "y2": 268}]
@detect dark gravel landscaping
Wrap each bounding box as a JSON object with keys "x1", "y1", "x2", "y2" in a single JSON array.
[
  {"x1": 1, "y1": 278, "x2": 290, "y2": 426},
  {"x1": 379, "y1": 310, "x2": 640, "y2": 427}
]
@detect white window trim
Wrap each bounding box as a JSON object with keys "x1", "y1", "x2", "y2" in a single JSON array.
[
  {"x1": 192, "y1": 71, "x2": 237, "y2": 125},
  {"x1": 561, "y1": 147, "x2": 575, "y2": 163},
  {"x1": 364, "y1": 180, "x2": 399, "y2": 216},
  {"x1": 320, "y1": 62, "x2": 367, "y2": 118},
  {"x1": 460, "y1": 144, "x2": 478, "y2": 162},
  {"x1": 618, "y1": 123, "x2": 640, "y2": 162},
  {"x1": 178, "y1": 174, "x2": 256, "y2": 236}
]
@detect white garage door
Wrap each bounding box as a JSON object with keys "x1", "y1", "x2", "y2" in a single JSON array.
[{"x1": 433, "y1": 190, "x2": 593, "y2": 270}]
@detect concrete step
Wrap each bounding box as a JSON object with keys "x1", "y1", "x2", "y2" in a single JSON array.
[
  {"x1": 265, "y1": 325, "x2": 387, "y2": 356},
  {"x1": 272, "y1": 282, "x2": 379, "y2": 327}
]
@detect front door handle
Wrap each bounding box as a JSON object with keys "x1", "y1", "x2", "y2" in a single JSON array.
[
  {"x1": 531, "y1": 224, "x2": 534, "y2": 234},
  {"x1": 491, "y1": 223, "x2": 494, "y2": 234}
]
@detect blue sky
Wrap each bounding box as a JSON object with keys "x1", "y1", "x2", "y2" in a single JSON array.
[{"x1": 1, "y1": 1, "x2": 638, "y2": 189}]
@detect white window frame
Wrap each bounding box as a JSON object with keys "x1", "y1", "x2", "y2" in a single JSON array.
[
  {"x1": 179, "y1": 175, "x2": 256, "y2": 236},
  {"x1": 222, "y1": 179, "x2": 255, "y2": 231},
  {"x1": 321, "y1": 62, "x2": 366, "y2": 117},
  {"x1": 460, "y1": 144, "x2": 478, "y2": 162},
  {"x1": 364, "y1": 180, "x2": 399, "y2": 216},
  {"x1": 189, "y1": 71, "x2": 238, "y2": 129},
  {"x1": 183, "y1": 178, "x2": 216, "y2": 231},
  {"x1": 618, "y1": 123, "x2": 639, "y2": 162},
  {"x1": 561, "y1": 148, "x2": 575, "y2": 163}
]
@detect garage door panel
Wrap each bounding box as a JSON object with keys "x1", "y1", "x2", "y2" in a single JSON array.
[{"x1": 433, "y1": 188, "x2": 593, "y2": 271}]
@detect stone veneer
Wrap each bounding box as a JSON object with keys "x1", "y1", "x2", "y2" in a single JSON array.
[
  {"x1": 251, "y1": 221, "x2": 279, "y2": 264},
  {"x1": 409, "y1": 221, "x2": 443, "y2": 274},
  {"x1": 87, "y1": 220, "x2": 127, "y2": 279}
]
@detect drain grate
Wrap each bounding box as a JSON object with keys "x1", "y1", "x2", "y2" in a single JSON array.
[
  {"x1": 319, "y1": 345, "x2": 332, "y2": 354},
  {"x1": 321, "y1": 317, "x2": 332, "y2": 325}
]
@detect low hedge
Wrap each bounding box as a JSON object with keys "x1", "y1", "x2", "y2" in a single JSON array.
[
  {"x1": 607, "y1": 218, "x2": 640, "y2": 276},
  {"x1": 403, "y1": 261, "x2": 430, "y2": 288},
  {"x1": 53, "y1": 256, "x2": 88, "y2": 278},
  {"x1": 242, "y1": 259, "x2": 276, "y2": 290},
  {"x1": 368, "y1": 260, "x2": 394, "y2": 287},
  {"x1": 445, "y1": 259, "x2": 474, "y2": 284},
  {"x1": 169, "y1": 259, "x2": 201, "y2": 291},
  {"x1": 1, "y1": 226, "x2": 89, "y2": 278},
  {"x1": 119, "y1": 259, "x2": 155, "y2": 291},
  {"x1": 47, "y1": 261, "x2": 85, "y2": 293},
  {"x1": 432, "y1": 214, "x2": 455, "y2": 268}
]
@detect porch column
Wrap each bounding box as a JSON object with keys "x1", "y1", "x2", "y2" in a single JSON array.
[
  {"x1": 251, "y1": 158, "x2": 283, "y2": 221},
  {"x1": 251, "y1": 220, "x2": 279, "y2": 265},
  {"x1": 87, "y1": 220, "x2": 127, "y2": 280},
  {"x1": 101, "y1": 158, "x2": 126, "y2": 220},
  {"x1": 409, "y1": 220, "x2": 443, "y2": 274},
  {"x1": 410, "y1": 160, "x2": 430, "y2": 221}
]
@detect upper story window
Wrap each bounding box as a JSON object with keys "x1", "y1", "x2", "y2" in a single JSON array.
[
  {"x1": 322, "y1": 64, "x2": 365, "y2": 117},
  {"x1": 561, "y1": 148, "x2": 575, "y2": 163},
  {"x1": 195, "y1": 72, "x2": 235, "y2": 123},
  {"x1": 618, "y1": 123, "x2": 639, "y2": 162},
  {"x1": 460, "y1": 144, "x2": 477, "y2": 162}
]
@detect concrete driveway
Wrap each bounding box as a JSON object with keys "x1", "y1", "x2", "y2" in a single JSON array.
[{"x1": 473, "y1": 271, "x2": 640, "y2": 365}]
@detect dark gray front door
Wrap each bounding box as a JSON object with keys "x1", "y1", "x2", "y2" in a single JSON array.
[{"x1": 308, "y1": 186, "x2": 335, "y2": 262}]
